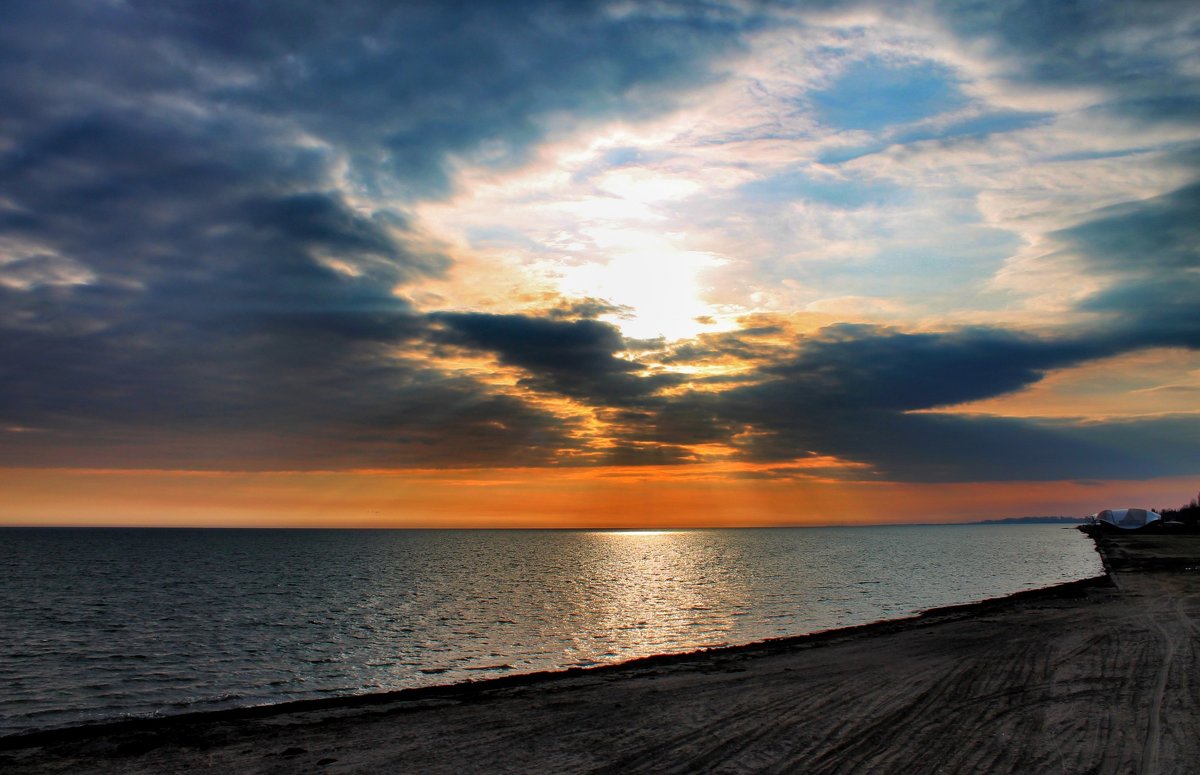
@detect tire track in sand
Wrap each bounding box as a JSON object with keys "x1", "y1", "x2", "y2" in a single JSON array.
[{"x1": 1141, "y1": 579, "x2": 1179, "y2": 775}]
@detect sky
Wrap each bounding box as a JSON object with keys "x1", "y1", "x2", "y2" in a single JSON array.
[{"x1": 2, "y1": 0, "x2": 1199, "y2": 527}]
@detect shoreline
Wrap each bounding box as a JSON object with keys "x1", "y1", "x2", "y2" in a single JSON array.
[
  {"x1": 0, "y1": 572, "x2": 1107, "y2": 751},
  {"x1": 7, "y1": 531, "x2": 1200, "y2": 773}
]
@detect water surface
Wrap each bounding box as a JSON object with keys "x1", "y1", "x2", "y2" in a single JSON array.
[{"x1": 0, "y1": 525, "x2": 1101, "y2": 736}]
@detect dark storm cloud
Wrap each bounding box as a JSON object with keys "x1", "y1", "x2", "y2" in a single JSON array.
[
  {"x1": 426, "y1": 312, "x2": 731, "y2": 456},
  {"x1": 0, "y1": 106, "x2": 438, "y2": 323},
  {"x1": 705, "y1": 325, "x2": 1102, "y2": 472},
  {"x1": 808, "y1": 411, "x2": 1200, "y2": 483},
  {"x1": 0, "y1": 0, "x2": 752, "y2": 468},
  {"x1": 677, "y1": 323, "x2": 1200, "y2": 482},
  {"x1": 1057, "y1": 182, "x2": 1200, "y2": 351},
  {"x1": 932, "y1": 0, "x2": 1200, "y2": 123},
  {"x1": 431, "y1": 312, "x2": 682, "y2": 406},
  {"x1": 1056, "y1": 183, "x2": 1200, "y2": 274},
  {"x1": 0, "y1": 359, "x2": 580, "y2": 470},
  {"x1": 422, "y1": 298, "x2": 1200, "y2": 481},
  {"x1": 5, "y1": 0, "x2": 749, "y2": 200},
  {"x1": 594, "y1": 398, "x2": 731, "y2": 449},
  {"x1": 0, "y1": 102, "x2": 473, "y2": 468},
  {"x1": 750, "y1": 324, "x2": 1106, "y2": 411},
  {"x1": 598, "y1": 442, "x2": 702, "y2": 466}
]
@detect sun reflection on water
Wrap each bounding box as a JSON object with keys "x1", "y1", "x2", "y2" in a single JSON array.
[
  {"x1": 595, "y1": 529, "x2": 681, "y2": 537},
  {"x1": 562, "y1": 529, "x2": 745, "y2": 663}
]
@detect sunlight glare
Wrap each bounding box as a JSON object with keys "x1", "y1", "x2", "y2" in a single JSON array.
[
  {"x1": 600, "y1": 530, "x2": 681, "y2": 537},
  {"x1": 596, "y1": 168, "x2": 702, "y2": 204},
  {"x1": 556, "y1": 231, "x2": 727, "y2": 340}
]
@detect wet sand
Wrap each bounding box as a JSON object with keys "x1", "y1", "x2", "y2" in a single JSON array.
[{"x1": 4, "y1": 531, "x2": 1199, "y2": 774}]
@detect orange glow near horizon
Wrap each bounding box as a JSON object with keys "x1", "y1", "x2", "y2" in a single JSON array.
[{"x1": 2, "y1": 467, "x2": 1195, "y2": 529}]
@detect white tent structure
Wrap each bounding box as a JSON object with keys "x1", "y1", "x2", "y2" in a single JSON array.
[{"x1": 1089, "y1": 508, "x2": 1162, "y2": 530}]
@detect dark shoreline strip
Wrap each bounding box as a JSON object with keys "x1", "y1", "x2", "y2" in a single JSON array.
[{"x1": 0, "y1": 571, "x2": 1109, "y2": 752}]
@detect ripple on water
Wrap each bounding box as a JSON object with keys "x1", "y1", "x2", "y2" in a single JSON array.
[{"x1": 0, "y1": 525, "x2": 1101, "y2": 736}]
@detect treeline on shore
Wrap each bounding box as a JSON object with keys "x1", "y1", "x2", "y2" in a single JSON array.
[{"x1": 1155, "y1": 492, "x2": 1200, "y2": 529}]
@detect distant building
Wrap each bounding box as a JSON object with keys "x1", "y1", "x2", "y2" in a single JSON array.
[{"x1": 1087, "y1": 508, "x2": 1162, "y2": 530}]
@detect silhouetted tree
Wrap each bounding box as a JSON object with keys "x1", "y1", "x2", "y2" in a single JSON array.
[{"x1": 1159, "y1": 490, "x2": 1200, "y2": 530}]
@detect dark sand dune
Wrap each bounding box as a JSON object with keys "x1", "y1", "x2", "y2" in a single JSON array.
[{"x1": 4, "y1": 532, "x2": 1199, "y2": 774}]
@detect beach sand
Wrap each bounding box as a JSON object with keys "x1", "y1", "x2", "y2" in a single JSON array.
[{"x1": 3, "y1": 531, "x2": 1199, "y2": 774}]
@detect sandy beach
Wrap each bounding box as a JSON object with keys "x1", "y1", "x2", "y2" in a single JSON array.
[{"x1": 3, "y1": 530, "x2": 1198, "y2": 774}]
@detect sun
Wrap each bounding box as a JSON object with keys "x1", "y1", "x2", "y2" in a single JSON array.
[
  {"x1": 414, "y1": 139, "x2": 744, "y2": 342},
  {"x1": 555, "y1": 229, "x2": 728, "y2": 341}
]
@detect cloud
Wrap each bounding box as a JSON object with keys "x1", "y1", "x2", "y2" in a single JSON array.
[
  {"x1": 665, "y1": 173, "x2": 1200, "y2": 480},
  {"x1": 681, "y1": 322, "x2": 1198, "y2": 481},
  {"x1": 1, "y1": 0, "x2": 1197, "y2": 487},
  {"x1": 0, "y1": 363, "x2": 580, "y2": 470},
  {"x1": 0, "y1": 0, "x2": 755, "y2": 469},
  {"x1": 1056, "y1": 182, "x2": 1200, "y2": 274},
  {"x1": 596, "y1": 441, "x2": 703, "y2": 466},
  {"x1": 430, "y1": 312, "x2": 681, "y2": 406},
  {"x1": 750, "y1": 324, "x2": 1106, "y2": 411},
  {"x1": 1057, "y1": 181, "x2": 1200, "y2": 350},
  {"x1": 0, "y1": 98, "x2": 480, "y2": 469},
  {"x1": 107, "y1": 0, "x2": 751, "y2": 200},
  {"x1": 819, "y1": 411, "x2": 1200, "y2": 483},
  {"x1": 931, "y1": 0, "x2": 1200, "y2": 122}
]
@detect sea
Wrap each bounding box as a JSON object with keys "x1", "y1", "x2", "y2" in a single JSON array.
[{"x1": 0, "y1": 524, "x2": 1102, "y2": 737}]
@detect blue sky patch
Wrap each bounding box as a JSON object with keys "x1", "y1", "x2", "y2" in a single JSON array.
[
  {"x1": 810, "y1": 58, "x2": 968, "y2": 132},
  {"x1": 739, "y1": 171, "x2": 901, "y2": 209}
]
